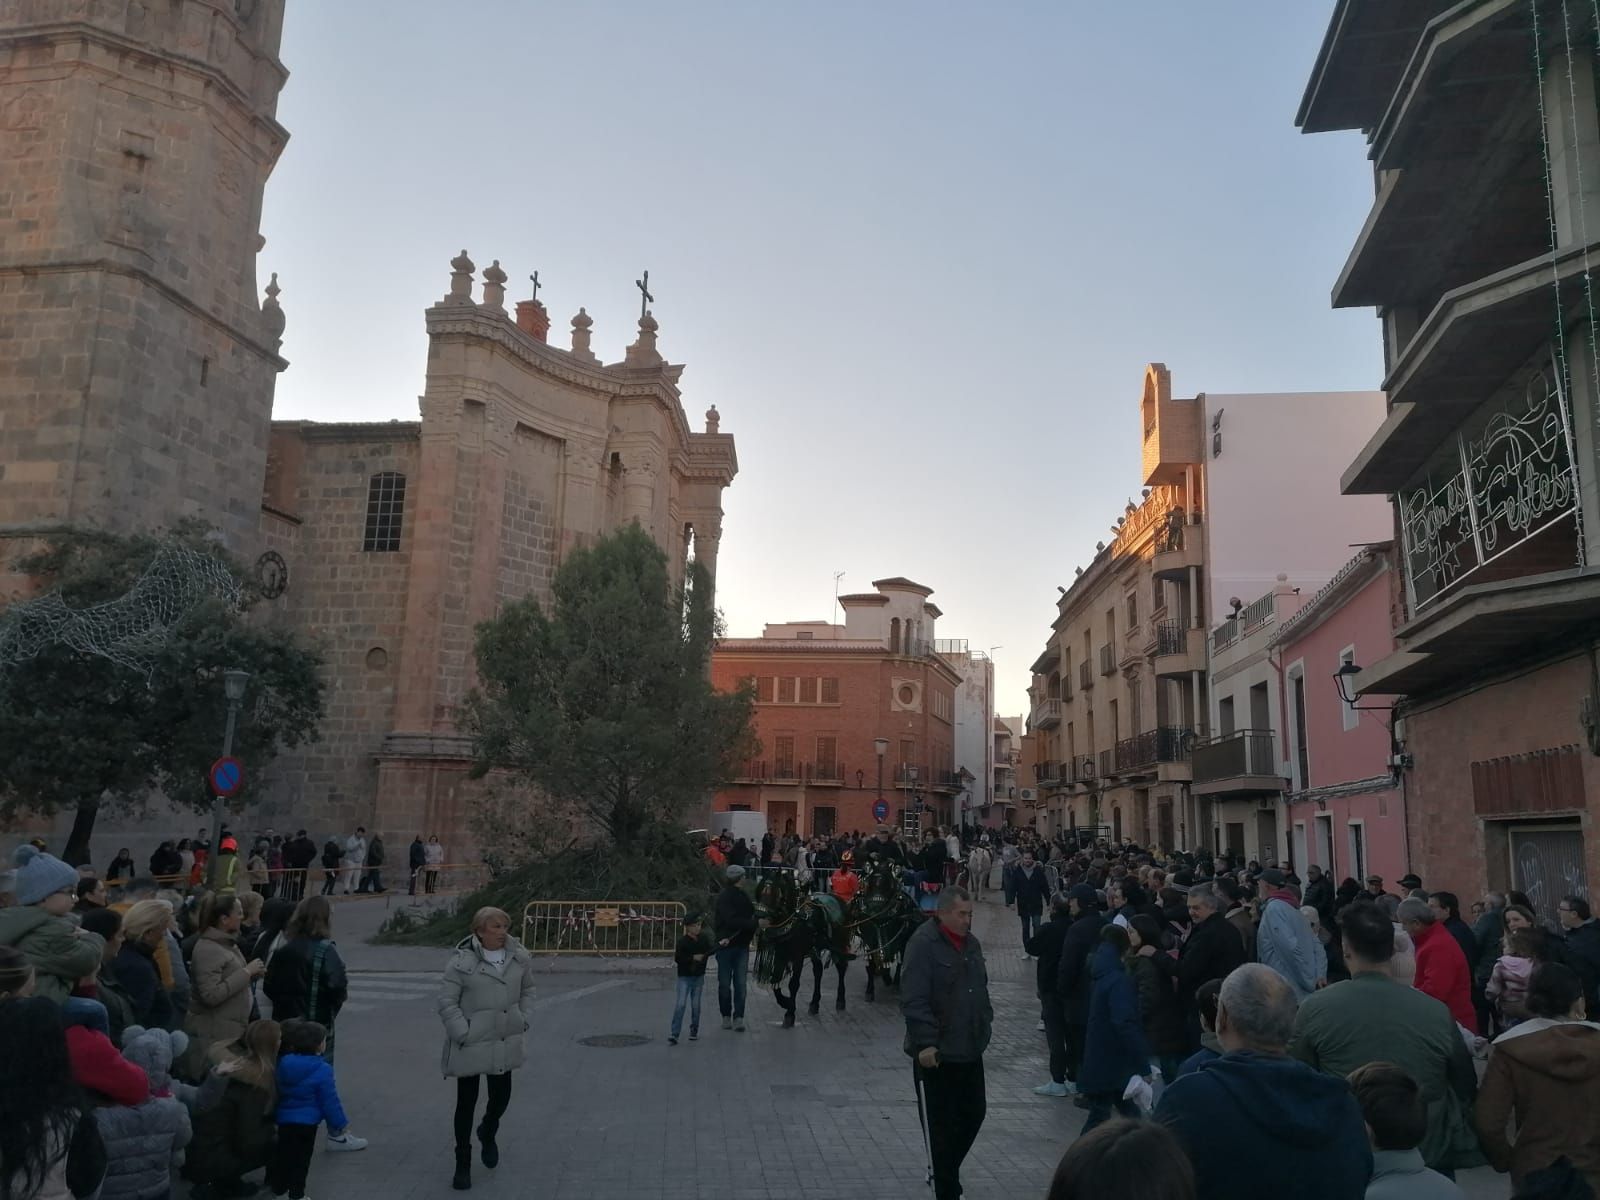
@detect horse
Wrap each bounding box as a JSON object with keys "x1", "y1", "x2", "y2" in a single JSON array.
[
  {"x1": 848, "y1": 856, "x2": 927, "y2": 1002},
  {"x1": 752, "y1": 868, "x2": 852, "y2": 1028}
]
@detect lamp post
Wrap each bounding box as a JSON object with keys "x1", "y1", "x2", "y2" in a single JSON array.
[
  {"x1": 207, "y1": 668, "x2": 250, "y2": 889},
  {"x1": 873, "y1": 738, "x2": 888, "y2": 807}
]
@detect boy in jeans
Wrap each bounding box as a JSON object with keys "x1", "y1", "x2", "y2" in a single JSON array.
[
  {"x1": 270, "y1": 1019, "x2": 367, "y2": 1199},
  {"x1": 669, "y1": 913, "x2": 711, "y2": 1045}
]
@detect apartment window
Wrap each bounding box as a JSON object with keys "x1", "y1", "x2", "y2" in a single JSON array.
[
  {"x1": 1219, "y1": 696, "x2": 1236, "y2": 735},
  {"x1": 1128, "y1": 679, "x2": 1142, "y2": 735},
  {"x1": 1152, "y1": 574, "x2": 1163, "y2": 613},
  {"x1": 796, "y1": 630, "x2": 813, "y2": 640},
  {"x1": 774, "y1": 735, "x2": 795, "y2": 774},
  {"x1": 1126, "y1": 592, "x2": 1138, "y2": 628},
  {"x1": 757, "y1": 677, "x2": 775, "y2": 704},
  {"x1": 777, "y1": 677, "x2": 797, "y2": 703},
  {"x1": 362, "y1": 472, "x2": 406, "y2": 552},
  {"x1": 1340, "y1": 647, "x2": 1359, "y2": 731},
  {"x1": 816, "y1": 736, "x2": 838, "y2": 773},
  {"x1": 820, "y1": 677, "x2": 839, "y2": 703},
  {"x1": 1348, "y1": 821, "x2": 1367, "y2": 883},
  {"x1": 799, "y1": 677, "x2": 819, "y2": 704},
  {"x1": 899, "y1": 738, "x2": 915, "y2": 769},
  {"x1": 1290, "y1": 665, "x2": 1309, "y2": 790}
]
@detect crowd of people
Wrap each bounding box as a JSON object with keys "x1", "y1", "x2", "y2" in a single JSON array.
[
  {"x1": 0, "y1": 833, "x2": 533, "y2": 1200},
  {"x1": 895, "y1": 827, "x2": 1600, "y2": 1200}
]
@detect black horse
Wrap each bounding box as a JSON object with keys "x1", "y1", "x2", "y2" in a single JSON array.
[
  {"x1": 848, "y1": 857, "x2": 927, "y2": 1002},
  {"x1": 753, "y1": 869, "x2": 852, "y2": 1027}
]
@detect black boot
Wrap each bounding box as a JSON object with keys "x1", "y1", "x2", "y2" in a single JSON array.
[
  {"x1": 452, "y1": 1147, "x2": 472, "y2": 1191},
  {"x1": 478, "y1": 1120, "x2": 499, "y2": 1169}
]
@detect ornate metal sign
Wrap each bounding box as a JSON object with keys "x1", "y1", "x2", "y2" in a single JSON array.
[{"x1": 1399, "y1": 357, "x2": 1581, "y2": 611}]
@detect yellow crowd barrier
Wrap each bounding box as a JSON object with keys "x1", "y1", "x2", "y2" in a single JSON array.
[{"x1": 521, "y1": 900, "x2": 687, "y2": 956}]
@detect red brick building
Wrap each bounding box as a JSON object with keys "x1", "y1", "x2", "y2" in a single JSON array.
[{"x1": 711, "y1": 578, "x2": 964, "y2": 838}]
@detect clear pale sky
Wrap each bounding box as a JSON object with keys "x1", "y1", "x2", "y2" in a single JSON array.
[{"x1": 261, "y1": 2, "x2": 1382, "y2": 719}]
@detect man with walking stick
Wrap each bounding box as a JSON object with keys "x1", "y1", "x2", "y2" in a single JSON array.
[{"x1": 901, "y1": 886, "x2": 992, "y2": 1199}]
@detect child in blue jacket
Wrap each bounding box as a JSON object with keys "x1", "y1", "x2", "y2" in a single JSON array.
[{"x1": 268, "y1": 1019, "x2": 366, "y2": 1199}]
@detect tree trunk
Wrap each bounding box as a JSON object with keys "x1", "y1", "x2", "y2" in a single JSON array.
[{"x1": 62, "y1": 795, "x2": 100, "y2": 867}]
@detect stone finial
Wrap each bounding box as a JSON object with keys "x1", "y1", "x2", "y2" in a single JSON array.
[
  {"x1": 704, "y1": 404, "x2": 720, "y2": 434},
  {"x1": 481, "y1": 259, "x2": 507, "y2": 313},
  {"x1": 261, "y1": 272, "x2": 285, "y2": 345},
  {"x1": 445, "y1": 250, "x2": 476, "y2": 304},
  {"x1": 624, "y1": 310, "x2": 662, "y2": 368},
  {"x1": 570, "y1": 307, "x2": 597, "y2": 361}
]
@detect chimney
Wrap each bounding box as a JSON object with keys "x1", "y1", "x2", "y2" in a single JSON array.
[{"x1": 515, "y1": 297, "x2": 551, "y2": 342}]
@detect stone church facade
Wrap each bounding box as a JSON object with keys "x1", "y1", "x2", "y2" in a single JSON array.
[{"x1": 0, "y1": 2, "x2": 737, "y2": 853}]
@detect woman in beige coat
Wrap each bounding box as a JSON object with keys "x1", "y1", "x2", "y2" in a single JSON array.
[
  {"x1": 180, "y1": 893, "x2": 263, "y2": 1080},
  {"x1": 437, "y1": 906, "x2": 536, "y2": 1192}
]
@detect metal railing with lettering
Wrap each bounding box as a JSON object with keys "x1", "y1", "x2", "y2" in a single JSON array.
[{"x1": 521, "y1": 900, "x2": 688, "y2": 955}]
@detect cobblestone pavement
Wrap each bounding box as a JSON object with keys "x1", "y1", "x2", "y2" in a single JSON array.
[{"x1": 207, "y1": 886, "x2": 1507, "y2": 1200}]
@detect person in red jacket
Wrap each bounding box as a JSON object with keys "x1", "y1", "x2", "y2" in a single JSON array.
[
  {"x1": 1, "y1": 948, "x2": 150, "y2": 1105},
  {"x1": 1400, "y1": 898, "x2": 1476, "y2": 1031}
]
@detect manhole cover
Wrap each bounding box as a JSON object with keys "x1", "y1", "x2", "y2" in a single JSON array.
[{"x1": 578, "y1": 1034, "x2": 650, "y2": 1048}]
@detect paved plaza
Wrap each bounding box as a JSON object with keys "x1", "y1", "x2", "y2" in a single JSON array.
[{"x1": 239, "y1": 889, "x2": 1510, "y2": 1200}]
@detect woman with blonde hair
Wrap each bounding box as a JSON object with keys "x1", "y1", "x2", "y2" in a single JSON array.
[
  {"x1": 187, "y1": 1019, "x2": 282, "y2": 1200},
  {"x1": 262, "y1": 896, "x2": 347, "y2": 1057},
  {"x1": 114, "y1": 898, "x2": 176, "y2": 1030},
  {"x1": 437, "y1": 906, "x2": 536, "y2": 1191}
]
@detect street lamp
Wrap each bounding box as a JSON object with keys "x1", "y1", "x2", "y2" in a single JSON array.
[{"x1": 207, "y1": 668, "x2": 250, "y2": 889}]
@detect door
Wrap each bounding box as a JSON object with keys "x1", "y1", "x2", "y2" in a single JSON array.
[
  {"x1": 1348, "y1": 822, "x2": 1367, "y2": 885},
  {"x1": 812, "y1": 806, "x2": 835, "y2": 837},
  {"x1": 1158, "y1": 800, "x2": 1175, "y2": 850},
  {"x1": 1225, "y1": 822, "x2": 1245, "y2": 858},
  {"x1": 1256, "y1": 807, "x2": 1279, "y2": 865},
  {"x1": 1113, "y1": 806, "x2": 1123, "y2": 843},
  {"x1": 1509, "y1": 823, "x2": 1589, "y2": 926},
  {"x1": 1315, "y1": 813, "x2": 1335, "y2": 875}
]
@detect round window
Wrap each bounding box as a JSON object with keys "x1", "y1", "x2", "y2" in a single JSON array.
[{"x1": 897, "y1": 685, "x2": 916, "y2": 706}]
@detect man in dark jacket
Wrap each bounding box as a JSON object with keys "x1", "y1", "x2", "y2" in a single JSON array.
[
  {"x1": 1012, "y1": 851, "x2": 1050, "y2": 951},
  {"x1": 901, "y1": 887, "x2": 991, "y2": 1200},
  {"x1": 1303, "y1": 864, "x2": 1335, "y2": 923},
  {"x1": 1177, "y1": 883, "x2": 1245, "y2": 1050},
  {"x1": 282, "y1": 831, "x2": 318, "y2": 902},
  {"x1": 1559, "y1": 895, "x2": 1600, "y2": 1009},
  {"x1": 1025, "y1": 893, "x2": 1075, "y2": 1096},
  {"x1": 407, "y1": 836, "x2": 427, "y2": 895},
  {"x1": 1158, "y1": 963, "x2": 1371, "y2": 1200},
  {"x1": 1428, "y1": 890, "x2": 1478, "y2": 975},
  {"x1": 1054, "y1": 883, "x2": 1105, "y2": 1090},
  {"x1": 713, "y1": 865, "x2": 758, "y2": 1032}
]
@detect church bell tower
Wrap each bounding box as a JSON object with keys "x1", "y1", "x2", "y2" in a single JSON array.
[{"x1": 0, "y1": 0, "x2": 291, "y2": 552}]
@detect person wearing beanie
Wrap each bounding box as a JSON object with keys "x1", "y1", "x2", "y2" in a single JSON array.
[{"x1": 0, "y1": 844, "x2": 106, "y2": 1007}]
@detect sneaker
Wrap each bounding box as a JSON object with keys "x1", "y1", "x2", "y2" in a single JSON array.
[
  {"x1": 668, "y1": 1035, "x2": 678, "y2": 1045},
  {"x1": 734, "y1": 1018, "x2": 746, "y2": 1032},
  {"x1": 721, "y1": 1016, "x2": 733, "y2": 1030},
  {"x1": 1036, "y1": 1019, "x2": 1046, "y2": 1031},
  {"x1": 1019, "y1": 950, "x2": 1032, "y2": 959},
  {"x1": 1032, "y1": 1081, "x2": 1071, "y2": 1098},
  {"x1": 325, "y1": 1132, "x2": 368, "y2": 1153},
  {"x1": 689, "y1": 1030, "x2": 699, "y2": 1040}
]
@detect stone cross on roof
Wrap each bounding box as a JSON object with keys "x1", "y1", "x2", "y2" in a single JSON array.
[{"x1": 635, "y1": 270, "x2": 654, "y2": 320}]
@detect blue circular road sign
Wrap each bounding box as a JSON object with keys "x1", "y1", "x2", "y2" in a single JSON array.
[
  {"x1": 872, "y1": 799, "x2": 890, "y2": 823},
  {"x1": 209, "y1": 756, "x2": 244, "y2": 797}
]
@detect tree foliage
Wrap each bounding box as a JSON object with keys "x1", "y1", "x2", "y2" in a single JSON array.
[
  {"x1": 460, "y1": 524, "x2": 756, "y2": 849},
  {"x1": 0, "y1": 523, "x2": 325, "y2": 859}
]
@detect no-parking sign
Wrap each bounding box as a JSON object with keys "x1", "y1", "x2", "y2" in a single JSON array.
[{"x1": 209, "y1": 756, "x2": 244, "y2": 797}]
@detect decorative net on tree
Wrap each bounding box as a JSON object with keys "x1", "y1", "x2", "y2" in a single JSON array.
[{"x1": 0, "y1": 541, "x2": 244, "y2": 678}]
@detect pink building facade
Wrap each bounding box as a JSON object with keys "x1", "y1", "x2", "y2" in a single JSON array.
[{"x1": 1273, "y1": 547, "x2": 1409, "y2": 888}]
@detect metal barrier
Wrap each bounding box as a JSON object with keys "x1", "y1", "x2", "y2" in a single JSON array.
[{"x1": 521, "y1": 900, "x2": 687, "y2": 955}]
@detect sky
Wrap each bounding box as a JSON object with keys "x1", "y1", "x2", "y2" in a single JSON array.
[{"x1": 260, "y1": 2, "x2": 1384, "y2": 718}]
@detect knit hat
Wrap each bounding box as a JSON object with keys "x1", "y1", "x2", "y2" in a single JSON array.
[
  {"x1": 725, "y1": 865, "x2": 746, "y2": 882},
  {"x1": 12, "y1": 845, "x2": 78, "y2": 907}
]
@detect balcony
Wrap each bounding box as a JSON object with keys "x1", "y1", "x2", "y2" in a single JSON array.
[
  {"x1": 1078, "y1": 662, "x2": 1093, "y2": 692},
  {"x1": 1035, "y1": 760, "x2": 1062, "y2": 787},
  {"x1": 1030, "y1": 697, "x2": 1062, "y2": 730},
  {"x1": 1098, "y1": 748, "x2": 1116, "y2": 779},
  {"x1": 1113, "y1": 727, "x2": 1194, "y2": 776},
  {"x1": 1153, "y1": 515, "x2": 1203, "y2": 579},
  {"x1": 731, "y1": 761, "x2": 845, "y2": 786},
  {"x1": 894, "y1": 765, "x2": 966, "y2": 793},
  {"x1": 1192, "y1": 730, "x2": 1286, "y2": 797},
  {"x1": 810, "y1": 762, "x2": 845, "y2": 787},
  {"x1": 1030, "y1": 644, "x2": 1062, "y2": 676},
  {"x1": 1098, "y1": 645, "x2": 1116, "y2": 676},
  {"x1": 1153, "y1": 621, "x2": 1204, "y2": 677}
]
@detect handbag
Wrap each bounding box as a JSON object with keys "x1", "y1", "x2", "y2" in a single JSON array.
[{"x1": 305, "y1": 940, "x2": 336, "y2": 1059}]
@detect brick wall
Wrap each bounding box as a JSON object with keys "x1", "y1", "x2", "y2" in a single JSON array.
[
  {"x1": 1406, "y1": 653, "x2": 1600, "y2": 900},
  {"x1": 252, "y1": 426, "x2": 419, "y2": 834}
]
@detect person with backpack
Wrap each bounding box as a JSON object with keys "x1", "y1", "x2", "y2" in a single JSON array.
[{"x1": 262, "y1": 897, "x2": 347, "y2": 1060}]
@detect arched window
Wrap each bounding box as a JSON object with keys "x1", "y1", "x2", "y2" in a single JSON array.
[
  {"x1": 362, "y1": 471, "x2": 406, "y2": 552},
  {"x1": 890, "y1": 618, "x2": 901, "y2": 654}
]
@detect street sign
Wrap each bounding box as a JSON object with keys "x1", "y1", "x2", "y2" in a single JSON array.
[
  {"x1": 872, "y1": 799, "x2": 889, "y2": 823},
  {"x1": 209, "y1": 756, "x2": 243, "y2": 797}
]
